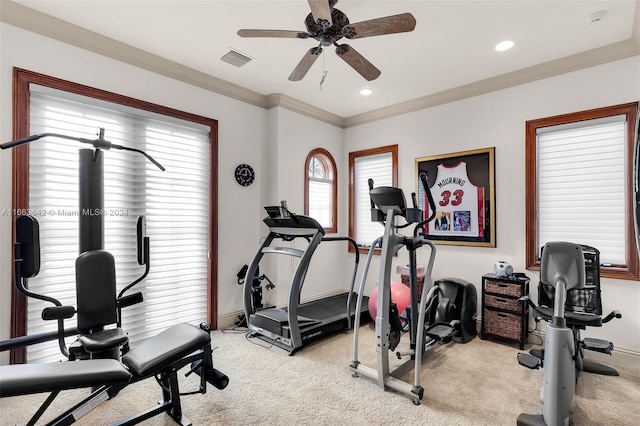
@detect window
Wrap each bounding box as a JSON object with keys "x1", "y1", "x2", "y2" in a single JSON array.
[
  {"x1": 348, "y1": 145, "x2": 398, "y2": 251},
  {"x1": 304, "y1": 148, "x2": 337, "y2": 233},
  {"x1": 525, "y1": 102, "x2": 639, "y2": 280},
  {"x1": 10, "y1": 68, "x2": 218, "y2": 363}
]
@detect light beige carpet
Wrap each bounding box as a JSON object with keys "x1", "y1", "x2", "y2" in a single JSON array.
[{"x1": 1, "y1": 324, "x2": 639, "y2": 425}]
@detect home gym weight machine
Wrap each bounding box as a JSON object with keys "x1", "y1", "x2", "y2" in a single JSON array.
[
  {"x1": 350, "y1": 174, "x2": 477, "y2": 405},
  {"x1": 243, "y1": 202, "x2": 368, "y2": 355},
  {"x1": 0, "y1": 129, "x2": 228, "y2": 425},
  {"x1": 0, "y1": 128, "x2": 162, "y2": 360}
]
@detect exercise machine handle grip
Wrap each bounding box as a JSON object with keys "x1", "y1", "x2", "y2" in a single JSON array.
[
  {"x1": 419, "y1": 172, "x2": 436, "y2": 220},
  {"x1": 0, "y1": 134, "x2": 41, "y2": 149},
  {"x1": 118, "y1": 292, "x2": 144, "y2": 309},
  {"x1": 368, "y1": 178, "x2": 375, "y2": 210},
  {"x1": 41, "y1": 305, "x2": 76, "y2": 321},
  {"x1": 413, "y1": 172, "x2": 437, "y2": 235}
]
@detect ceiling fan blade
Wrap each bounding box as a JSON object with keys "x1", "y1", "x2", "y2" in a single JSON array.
[
  {"x1": 289, "y1": 47, "x2": 323, "y2": 81},
  {"x1": 342, "y1": 13, "x2": 416, "y2": 39},
  {"x1": 237, "y1": 29, "x2": 309, "y2": 39},
  {"x1": 307, "y1": 0, "x2": 332, "y2": 27},
  {"x1": 335, "y1": 44, "x2": 381, "y2": 81}
]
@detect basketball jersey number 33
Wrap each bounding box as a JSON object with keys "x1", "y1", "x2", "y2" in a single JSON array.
[{"x1": 425, "y1": 162, "x2": 485, "y2": 238}]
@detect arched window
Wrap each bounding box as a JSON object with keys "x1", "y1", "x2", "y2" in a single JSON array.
[{"x1": 305, "y1": 148, "x2": 337, "y2": 233}]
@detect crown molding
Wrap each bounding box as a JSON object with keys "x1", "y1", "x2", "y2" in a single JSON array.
[
  {"x1": 2, "y1": 0, "x2": 639, "y2": 130},
  {"x1": 266, "y1": 94, "x2": 345, "y2": 128},
  {"x1": 344, "y1": 39, "x2": 640, "y2": 128},
  {"x1": 0, "y1": 0, "x2": 268, "y2": 109}
]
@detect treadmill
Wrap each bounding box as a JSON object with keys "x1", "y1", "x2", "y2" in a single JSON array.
[{"x1": 243, "y1": 202, "x2": 369, "y2": 354}]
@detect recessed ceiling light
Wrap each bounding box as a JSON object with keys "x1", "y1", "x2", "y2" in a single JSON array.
[
  {"x1": 495, "y1": 40, "x2": 515, "y2": 52},
  {"x1": 587, "y1": 10, "x2": 607, "y2": 25},
  {"x1": 359, "y1": 88, "x2": 374, "y2": 96}
]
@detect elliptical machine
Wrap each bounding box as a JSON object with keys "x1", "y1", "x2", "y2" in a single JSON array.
[
  {"x1": 517, "y1": 241, "x2": 587, "y2": 426},
  {"x1": 350, "y1": 173, "x2": 477, "y2": 405}
]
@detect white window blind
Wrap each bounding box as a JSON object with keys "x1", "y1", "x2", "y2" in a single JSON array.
[
  {"x1": 26, "y1": 88, "x2": 210, "y2": 363},
  {"x1": 355, "y1": 152, "x2": 392, "y2": 245},
  {"x1": 308, "y1": 179, "x2": 332, "y2": 227},
  {"x1": 537, "y1": 117, "x2": 626, "y2": 265},
  {"x1": 308, "y1": 156, "x2": 333, "y2": 228}
]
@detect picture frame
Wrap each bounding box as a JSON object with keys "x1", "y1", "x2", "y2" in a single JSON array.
[{"x1": 415, "y1": 147, "x2": 496, "y2": 247}]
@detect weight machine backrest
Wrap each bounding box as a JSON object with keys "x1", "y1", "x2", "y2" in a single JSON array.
[{"x1": 76, "y1": 250, "x2": 118, "y2": 333}]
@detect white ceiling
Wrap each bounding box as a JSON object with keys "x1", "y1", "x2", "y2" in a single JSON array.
[{"x1": 4, "y1": 0, "x2": 640, "y2": 123}]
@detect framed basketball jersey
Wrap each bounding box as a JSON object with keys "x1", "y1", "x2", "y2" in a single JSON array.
[
  {"x1": 416, "y1": 147, "x2": 495, "y2": 247},
  {"x1": 424, "y1": 162, "x2": 485, "y2": 238}
]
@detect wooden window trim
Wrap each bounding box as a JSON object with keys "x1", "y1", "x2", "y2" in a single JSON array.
[
  {"x1": 525, "y1": 102, "x2": 639, "y2": 280},
  {"x1": 304, "y1": 148, "x2": 338, "y2": 233},
  {"x1": 9, "y1": 67, "x2": 218, "y2": 363},
  {"x1": 348, "y1": 144, "x2": 398, "y2": 254}
]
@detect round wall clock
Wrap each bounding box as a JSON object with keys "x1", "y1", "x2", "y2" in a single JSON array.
[{"x1": 235, "y1": 163, "x2": 255, "y2": 186}]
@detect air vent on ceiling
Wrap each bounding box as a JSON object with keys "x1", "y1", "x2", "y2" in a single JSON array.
[{"x1": 221, "y1": 49, "x2": 253, "y2": 68}]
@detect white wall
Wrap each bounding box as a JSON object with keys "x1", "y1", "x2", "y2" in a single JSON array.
[
  {"x1": 2, "y1": 20, "x2": 639, "y2": 362},
  {"x1": 256, "y1": 108, "x2": 350, "y2": 308},
  {"x1": 344, "y1": 56, "x2": 640, "y2": 352},
  {"x1": 0, "y1": 23, "x2": 348, "y2": 365},
  {"x1": 0, "y1": 23, "x2": 273, "y2": 363}
]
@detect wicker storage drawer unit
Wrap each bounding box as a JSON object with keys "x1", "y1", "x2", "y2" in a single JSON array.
[{"x1": 481, "y1": 273, "x2": 529, "y2": 349}]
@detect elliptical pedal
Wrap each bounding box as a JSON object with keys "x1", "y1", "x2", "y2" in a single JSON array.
[
  {"x1": 517, "y1": 352, "x2": 542, "y2": 370},
  {"x1": 582, "y1": 337, "x2": 614, "y2": 355},
  {"x1": 425, "y1": 323, "x2": 455, "y2": 343}
]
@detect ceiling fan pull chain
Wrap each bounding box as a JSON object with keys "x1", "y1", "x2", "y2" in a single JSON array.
[
  {"x1": 320, "y1": 71, "x2": 328, "y2": 91},
  {"x1": 319, "y1": 50, "x2": 328, "y2": 90}
]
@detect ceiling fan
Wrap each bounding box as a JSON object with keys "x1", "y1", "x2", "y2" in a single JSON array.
[{"x1": 237, "y1": 0, "x2": 416, "y2": 82}]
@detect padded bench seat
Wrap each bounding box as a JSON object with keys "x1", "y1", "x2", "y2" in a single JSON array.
[
  {"x1": 0, "y1": 359, "x2": 131, "y2": 398},
  {"x1": 533, "y1": 306, "x2": 602, "y2": 327},
  {"x1": 0, "y1": 323, "x2": 211, "y2": 399},
  {"x1": 122, "y1": 322, "x2": 211, "y2": 378}
]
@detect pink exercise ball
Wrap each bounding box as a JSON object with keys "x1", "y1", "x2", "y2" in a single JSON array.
[{"x1": 368, "y1": 281, "x2": 411, "y2": 320}]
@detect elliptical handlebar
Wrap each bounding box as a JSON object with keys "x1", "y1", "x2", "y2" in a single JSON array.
[
  {"x1": 368, "y1": 178, "x2": 376, "y2": 210},
  {"x1": 413, "y1": 172, "x2": 437, "y2": 236}
]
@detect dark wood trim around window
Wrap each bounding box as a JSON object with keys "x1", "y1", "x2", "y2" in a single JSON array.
[
  {"x1": 304, "y1": 148, "x2": 338, "y2": 233},
  {"x1": 525, "y1": 101, "x2": 639, "y2": 280},
  {"x1": 348, "y1": 144, "x2": 398, "y2": 254},
  {"x1": 9, "y1": 67, "x2": 218, "y2": 363}
]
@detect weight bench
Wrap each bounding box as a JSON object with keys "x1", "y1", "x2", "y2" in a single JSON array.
[{"x1": 0, "y1": 322, "x2": 228, "y2": 426}]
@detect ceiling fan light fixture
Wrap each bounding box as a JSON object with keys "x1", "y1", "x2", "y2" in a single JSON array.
[
  {"x1": 495, "y1": 40, "x2": 515, "y2": 52},
  {"x1": 359, "y1": 87, "x2": 374, "y2": 96}
]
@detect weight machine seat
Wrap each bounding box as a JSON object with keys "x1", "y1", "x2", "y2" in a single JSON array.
[
  {"x1": 0, "y1": 359, "x2": 131, "y2": 398},
  {"x1": 78, "y1": 328, "x2": 129, "y2": 353},
  {"x1": 122, "y1": 322, "x2": 211, "y2": 378},
  {"x1": 531, "y1": 305, "x2": 603, "y2": 328}
]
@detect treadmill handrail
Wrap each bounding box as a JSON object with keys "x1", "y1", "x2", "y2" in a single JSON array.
[
  {"x1": 287, "y1": 231, "x2": 325, "y2": 348},
  {"x1": 322, "y1": 236, "x2": 360, "y2": 329}
]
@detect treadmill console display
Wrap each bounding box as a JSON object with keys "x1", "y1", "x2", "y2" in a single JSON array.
[{"x1": 262, "y1": 204, "x2": 325, "y2": 234}]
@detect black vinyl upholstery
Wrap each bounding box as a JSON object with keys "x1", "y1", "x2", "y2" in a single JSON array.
[
  {"x1": 0, "y1": 359, "x2": 131, "y2": 398},
  {"x1": 122, "y1": 322, "x2": 211, "y2": 378},
  {"x1": 75, "y1": 250, "x2": 118, "y2": 332},
  {"x1": 0, "y1": 323, "x2": 209, "y2": 398}
]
